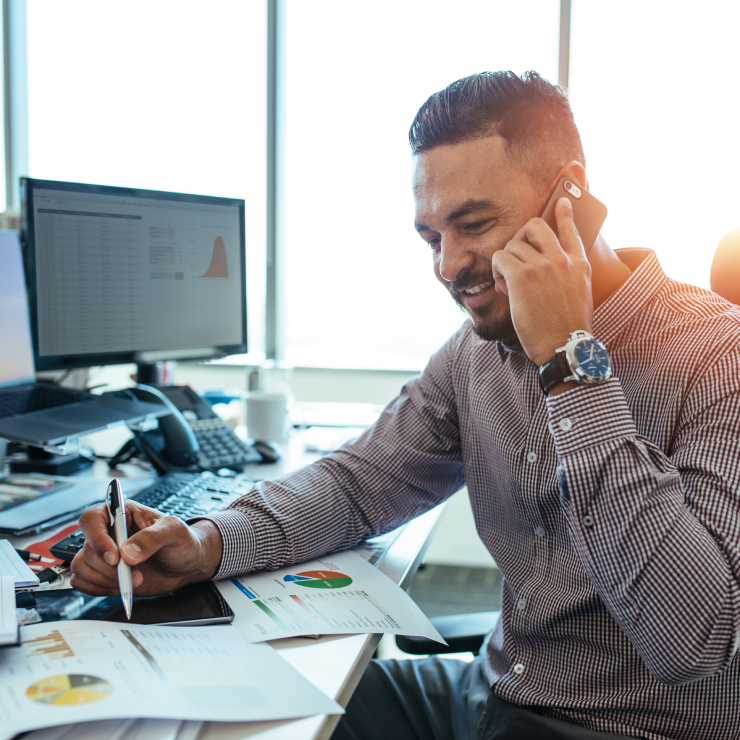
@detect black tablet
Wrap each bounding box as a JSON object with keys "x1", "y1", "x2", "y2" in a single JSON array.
[{"x1": 27, "y1": 582, "x2": 234, "y2": 627}]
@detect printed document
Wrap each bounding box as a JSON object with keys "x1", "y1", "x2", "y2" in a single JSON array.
[
  {"x1": 217, "y1": 550, "x2": 445, "y2": 644},
  {"x1": 22, "y1": 718, "x2": 189, "y2": 740},
  {"x1": 0, "y1": 620, "x2": 342, "y2": 739}
]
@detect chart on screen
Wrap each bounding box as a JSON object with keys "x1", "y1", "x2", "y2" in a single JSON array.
[{"x1": 198, "y1": 236, "x2": 229, "y2": 278}]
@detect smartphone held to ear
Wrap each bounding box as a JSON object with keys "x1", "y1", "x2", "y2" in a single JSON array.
[{"x1": 540, "y1": 177, "x2": 607, "y2": 254}]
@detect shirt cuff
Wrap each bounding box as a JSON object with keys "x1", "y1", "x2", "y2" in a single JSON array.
[
  {"x1": 545, "y1": 378, "x2": 637, "y2": 456},
  {"x1": 192, "y1": 509, "x2": 258, "y2": 580}
]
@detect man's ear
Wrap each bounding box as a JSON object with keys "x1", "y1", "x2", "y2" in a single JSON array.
[{"x1": 546, "y1": 161, "x2": 587, "y2": 194}]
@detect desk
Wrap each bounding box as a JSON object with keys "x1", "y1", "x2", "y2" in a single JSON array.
[
  {"x1": 203, "y1": 505, "x2": 443, "y2": 740},
  {"x1": 7, "y1": 428, "x2": 444, "y2": 740}
]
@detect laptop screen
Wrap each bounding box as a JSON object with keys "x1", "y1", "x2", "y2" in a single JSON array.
[{"x1": 0, "y1": 231, "x2": 36, "y2": 388}]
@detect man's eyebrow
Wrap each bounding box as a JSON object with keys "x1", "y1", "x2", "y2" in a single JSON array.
[
  {"x1": 414, "y1": 199, "x2": 498, "y2": 233},
  {"x1": 445, "y1": 199, "x2": 496, "y2": 223}
]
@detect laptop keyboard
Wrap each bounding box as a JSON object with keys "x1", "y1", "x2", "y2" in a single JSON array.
[{"x1": 0, "y1": 384, "x2": 94, "y2": 419}]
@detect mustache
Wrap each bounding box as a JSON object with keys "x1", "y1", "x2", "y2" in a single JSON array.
[{"x1": 448, "y1": 270, "x2": 496, "y2": 300}]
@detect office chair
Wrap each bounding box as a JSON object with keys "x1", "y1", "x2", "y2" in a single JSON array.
[
  {"x1": 710, "y1": 227, "x2": 740, "y2": 304},
  {"x1": 396, "y1": 609, "x2": 500, "y2": 655},
  {"x1": 399, "y1": 231, "x2": 740, "y2": 657}
]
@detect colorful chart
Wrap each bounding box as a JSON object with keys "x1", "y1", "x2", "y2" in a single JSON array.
[
  {"x1": 198, "y1": 235, "x2": 229, "y2": 278},
  {"x1": 26, "y1": 674, "x2": 113, "y2": 706},
  {"x1": 284, "y1": 570, "x2": 353, "y2": 589}
]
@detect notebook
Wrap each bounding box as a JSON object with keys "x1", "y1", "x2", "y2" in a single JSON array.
[
  {"x1": 0, "y1": 575, "x2": 19, "y2": 645},
  {"x1": 0, "y1": 539, "x2": 40, "y2": 587}
]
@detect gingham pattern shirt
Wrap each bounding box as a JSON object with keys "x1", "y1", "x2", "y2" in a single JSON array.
[{"x1": 208, "y1": 249, "x2": 740, "y2": 740}]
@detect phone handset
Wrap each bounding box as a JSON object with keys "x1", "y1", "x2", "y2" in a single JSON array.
[
  {"x1": 123, "y1": 384, "x2": 200, "y2": 474},
  {"x1": 539, "y1": 176, "x2": 608, "y2": 255}
]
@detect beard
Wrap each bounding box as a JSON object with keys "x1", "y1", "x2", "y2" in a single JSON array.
[{"x1": 449, "y1": 271, "x2": 519, "y2": 345}]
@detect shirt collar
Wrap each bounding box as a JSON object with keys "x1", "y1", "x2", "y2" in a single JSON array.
[{"x1": 592, "y1": 248, "x2": 668, "y2": 347}]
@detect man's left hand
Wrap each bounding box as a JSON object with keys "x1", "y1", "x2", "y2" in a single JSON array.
[{"x1": 491, "y1": 196, "x2": 593, "y2": 366}]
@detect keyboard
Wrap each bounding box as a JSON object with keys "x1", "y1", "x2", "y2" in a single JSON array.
[
  {"x1": 190, "y1": 418, "x2": 262, "y2": 469},
  {"x1": 50, "y1": 471, "x2": 255, "y2": 562},
  {"x1": 0, "y1": 384, "x2": 94, "y2": 419}
]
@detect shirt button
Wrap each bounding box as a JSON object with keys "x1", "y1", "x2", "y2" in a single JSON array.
[
  {"x1": 534, "y1": 527, "x2": 546, "y2": 538},
  {"x1": 582, "y1": 515, "x2": 594, "y2": 527},
  {"x1": 516, "y1": 598, "x2": 526, "y2": 610},
  {"x1": 559, "y1": 418, "x2": 573, "y2": 432},
  {"x1": 512, "y1": 663, "x2": 525, "y2": 675},
  {"x1": 526, "y1": 452, "x2": 537, "y2": 463},
  {"x1": 548, "y1": 421, "x2": 555, "y2": 435}
]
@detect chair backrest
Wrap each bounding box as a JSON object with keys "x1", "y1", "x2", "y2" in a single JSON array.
[{"x1": 711, "y1": 227, "x2": 740, "y2": 304}]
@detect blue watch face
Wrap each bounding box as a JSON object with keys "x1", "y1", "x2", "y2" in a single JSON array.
[{"x1": 574, "y1": 339, "x2": 610, "y2": 379}]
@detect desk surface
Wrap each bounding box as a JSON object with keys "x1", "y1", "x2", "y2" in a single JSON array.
[
  {"x1": 201, "y1": 505, "x2": 443, "y2": 740},
  {"x1": 7, "y1": 428, "x2": 444, "y2": 740}
]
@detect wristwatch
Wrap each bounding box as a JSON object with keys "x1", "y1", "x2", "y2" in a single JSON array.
[{"x1": 538, "y1": 330, "x2": 612, "y2": 395}]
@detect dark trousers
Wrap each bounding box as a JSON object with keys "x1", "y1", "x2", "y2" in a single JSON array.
[{"x1": 332, "y1": 656, "x2": 640, "y2": 740}]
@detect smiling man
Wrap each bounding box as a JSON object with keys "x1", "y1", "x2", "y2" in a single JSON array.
[{"x1": 72, "y1": 72, "x2": 740, "y2": 740}]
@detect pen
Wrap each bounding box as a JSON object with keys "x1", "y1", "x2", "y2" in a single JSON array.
[{"x1": 106, "y1": 479, "x2": 133, "y2": 619}]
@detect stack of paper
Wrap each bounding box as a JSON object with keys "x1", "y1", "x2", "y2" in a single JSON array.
[
  {"x1": 22, "y1": 718, "x2": 199, "y2": 740},
  {"x1": 0, "y1": 542, "x2": 444, "y2": 738},
  {"x1": 0, "y1": 620, "x2": 343, "y2": 740}
]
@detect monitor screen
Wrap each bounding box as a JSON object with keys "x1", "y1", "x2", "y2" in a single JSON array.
[{"x1": 20, "y1": 178, "x2": 247, "y2": 371}]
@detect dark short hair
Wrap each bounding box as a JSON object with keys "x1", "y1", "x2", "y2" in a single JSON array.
[{"x1": 409, "y1": 71, "x2": 585, "y2": 192}]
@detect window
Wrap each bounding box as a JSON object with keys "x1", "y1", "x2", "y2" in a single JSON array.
[
  {"x1": 282, "y1": 0, "x2": 560, "y2": 369},
  {"x1": 26, "y1": 0, "x2": 267, "y2": 354},
  {"x1": 569, "y1": 0, "x2": 740, "y2": 288},
  {"x1": 22, "y1": 3, "x2": 734, "y2": 374}
]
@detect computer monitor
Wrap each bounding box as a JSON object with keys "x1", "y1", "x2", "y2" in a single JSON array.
[{"x1": 20, "y1": 178, "x2": 247, "y2": 374}]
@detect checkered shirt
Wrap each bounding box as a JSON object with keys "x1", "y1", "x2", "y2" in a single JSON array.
[{"x1": 208, "y1": 249, "x2": 740, "y2": 740}]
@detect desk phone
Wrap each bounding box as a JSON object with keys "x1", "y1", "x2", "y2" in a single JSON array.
[
  {"x1": 159, "y1": 385, "x2": 262, "y2": 470},
  {"x1": 113, "y1": 385, "x2": 264, "y2": 474}
]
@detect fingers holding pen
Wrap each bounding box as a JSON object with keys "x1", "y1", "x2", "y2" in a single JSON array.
[
  {"x1": 70, "y1": 542, "x2": 120, "y2": 594},
  {"x1": 76, "y1": 503, "x2": 119, "y2": 566}
]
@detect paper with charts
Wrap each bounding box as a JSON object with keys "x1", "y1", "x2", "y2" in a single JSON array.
[
  {"x1": 0, "y1": 620, "x2": 342, "y2": 739},
  {"x1": 217, "y1": 550, "x2": 445, "y2": 644}
]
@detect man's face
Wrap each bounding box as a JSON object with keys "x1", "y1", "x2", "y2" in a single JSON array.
[{"x1": 413, "y1": 136, "x2": 545, "y2": 343}]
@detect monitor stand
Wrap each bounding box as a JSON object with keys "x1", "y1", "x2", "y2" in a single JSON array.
[
  {"x1": 136, "y1": 361, "x2": 176, "y2": 386},
  {"x1": 9, "y1": 446, "x2": 93, "y2": 476}
]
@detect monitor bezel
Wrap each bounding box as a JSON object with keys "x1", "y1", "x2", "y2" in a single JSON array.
[{"x1": 20, "y1": 177, "x2": 248, "y2": 371}]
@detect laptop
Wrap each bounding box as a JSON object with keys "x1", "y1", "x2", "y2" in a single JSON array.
[{"x1": 0, "y1": 230, "x2": 167, "y2": 447}]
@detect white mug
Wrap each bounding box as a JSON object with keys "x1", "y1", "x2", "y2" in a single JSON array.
[{"x1": 247, "y1": 393, "x2": 290, "y2": 443}]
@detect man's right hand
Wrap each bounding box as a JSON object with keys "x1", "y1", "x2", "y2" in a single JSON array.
[{"x1": 70, "y1": 500, "x2": 224, "y2": 597}]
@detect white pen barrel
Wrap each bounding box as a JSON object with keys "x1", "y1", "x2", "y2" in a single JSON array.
[{"x1": 114, "y1": 515, "x2": 133, "y2": 595}]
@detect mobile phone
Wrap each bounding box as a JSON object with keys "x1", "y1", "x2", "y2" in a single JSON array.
[{"x1": 540, "y1": 176, "x2": 607, "y2": 254}]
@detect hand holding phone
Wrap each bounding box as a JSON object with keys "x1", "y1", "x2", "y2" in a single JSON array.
[
  {"x1": 492, "y1": 186, "x2": 598, "y2": 366},
  {"x1": 540, "y1": 177, "x2": 607, "y2": 254}
]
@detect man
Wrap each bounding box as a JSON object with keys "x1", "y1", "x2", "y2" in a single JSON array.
[{"x1": 71, "y1": 71, "x2": 740, "y2": 739}]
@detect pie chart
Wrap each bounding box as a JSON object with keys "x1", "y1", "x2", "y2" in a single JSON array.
[
  {"x1": 26, "y1": 674, "x2": 113, "y2": 706},
  {"x1": 284, "y1": 570, "x2": 353, "y2": 589}
]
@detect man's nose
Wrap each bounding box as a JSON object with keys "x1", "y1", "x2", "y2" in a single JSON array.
[{"x1": 438, "y1": 237, "x2": 476, "y2": 283}]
